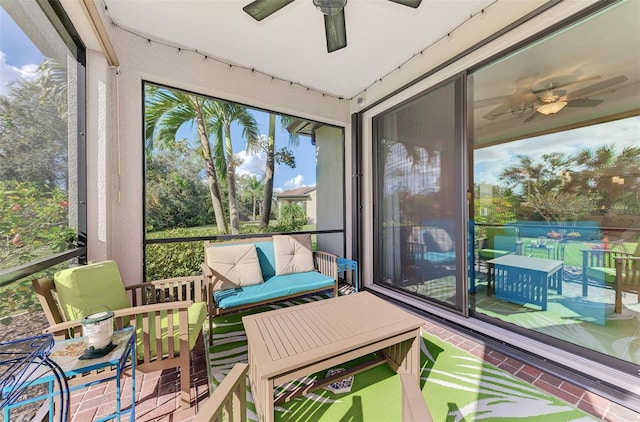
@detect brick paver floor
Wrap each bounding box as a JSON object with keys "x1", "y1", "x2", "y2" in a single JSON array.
[{"x1": 59, "y1": 318, "x2": 639, "y2": 422}]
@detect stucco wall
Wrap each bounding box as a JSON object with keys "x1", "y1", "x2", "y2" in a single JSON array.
[{"x1": 316, "y1": 125, "x2": 345, "y2": 257}]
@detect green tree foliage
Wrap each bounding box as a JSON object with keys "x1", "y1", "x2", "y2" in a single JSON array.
[
  {"x1": 275, "y1": 202, "x2": 306, "y2": 232},
  {"x1": 481, "y1": 145, "x2": 640, "y2": 224},
  {"x1": 144, "y1": 85, "x2": 229, "y2": 234},
  {"x1": 0, "y1": 60, "x2": 73, "y2": 272},
  {"x1": 146, "y1": 148, "x2": 213, "y2": 231},
  {"x1": 145, "y1": 232, "x2": 203, "y2": 281},
  {"x1": 499, "y1": 153, "x2": 596, "y2": 222},
  {"x1": 239, "y1": 174, "x2": 265, "y2": 222},
  {"x1": 573, "y1": 144, "x2": 640, "y2": 214},
  {"x1": 257, "y1": 115, "x2": 298, "y2": 230},
  {"x1": 0, "y1": 80, "x2": 67, "y2": 187},
  {"x1": 0, "y1": 181, "x2": 74, "y2": 267}
]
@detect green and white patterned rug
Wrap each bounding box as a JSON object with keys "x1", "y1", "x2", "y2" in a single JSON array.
[{"x1": 207, "y1": 294, "x2": 594, "y2": 421}]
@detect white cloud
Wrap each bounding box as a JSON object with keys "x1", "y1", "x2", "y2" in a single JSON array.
[
  {"x1": 284, "y1": 175, "x2": 305, "y2": 189},
  {"x1": 235, "y1": 150, "x2": 266, "y2": 178},
  {"x1": 474, "y1": 116, "x2": 640, "y2": 186},
  {"x1": 0, "y1": 51, "x2": 41, "y2": 97}
]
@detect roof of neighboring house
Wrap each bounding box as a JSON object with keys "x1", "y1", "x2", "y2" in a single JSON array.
[{"x1": 275, "y1": 186, "x2": 316, "y2": 201}]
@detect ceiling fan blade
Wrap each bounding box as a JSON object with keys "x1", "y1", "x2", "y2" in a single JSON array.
[
  {"x1": 568, "y1": 75, "x2": 628, "y2": 99},
  {"x1": 243, "y1": 0, "x2": 295, "y2": 21},
  {"x1": 475, "y1": 95, "x2": 510, "y2": 108},
  {"x1": 387, "y1": 0, "x2": 422, "y2": 8},
  {"x1": 482, "y1": 103, "x2": 510, "y2": 120},
  {"x1": 324, "y1": 9, "x2": 347, "y2": 53},
  {"x1": 566, "y1": 98, "x2": 604, "y2": 107},
  {"x1": 524, "y1": 111, "x2": 540, "y2": 123},
  {"x1": 532, "y1": 74, "x2": 601, "y2": 94}
]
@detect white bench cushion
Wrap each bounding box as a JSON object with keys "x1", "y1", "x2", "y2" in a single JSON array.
[{"x1": 206, "y1": 243, "x2": 264, "y2": 292}]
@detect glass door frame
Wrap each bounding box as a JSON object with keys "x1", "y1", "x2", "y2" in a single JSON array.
[{"x1": 370, "y1": 73, "x2": 470, "y2": 316}]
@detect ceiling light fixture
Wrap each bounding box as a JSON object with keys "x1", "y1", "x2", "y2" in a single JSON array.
[
  {"x1": 537, "y1": 101, "x2": 568, "y2": 115},
  {"x1": 313, "y1": 0, "x2": 347, "y2": 15}
]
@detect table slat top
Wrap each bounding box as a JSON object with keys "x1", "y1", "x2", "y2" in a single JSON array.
[
  {"x1": 242, "y1": 292, "x2": 423, "y2": 377},
  {"x1": 487, "y1": 254, "x2": 563, "y2": 272}
]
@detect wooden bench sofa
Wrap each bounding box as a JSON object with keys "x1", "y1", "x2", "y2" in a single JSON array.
[{"x1": 201, "y1": 234, "x2": 338, "y2": 344}]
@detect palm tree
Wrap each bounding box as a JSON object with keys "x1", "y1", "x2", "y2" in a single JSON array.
[
  {"x1": 206, "y1": 102, "x2": 258, "y2": 234},
  {"x1": 256, "y1": 114, "x2": 298, "y2": 230},
  {"x1": 38, "y1": 58, "x2": 68, "y2": 119},
  {"x1": 240, "y1": 175, "x2": 265, "y2": 222},
  {"x1": 144, "y1": 86, "x2": 229, "y2": 234}
]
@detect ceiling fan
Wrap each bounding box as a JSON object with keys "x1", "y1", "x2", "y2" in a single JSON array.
[
  {"x1": 480, "y1": 74, "x2": 628, "y2": 122},
  {"x1": 243, "y1": 0, "x2": 423, "y2": 53}
]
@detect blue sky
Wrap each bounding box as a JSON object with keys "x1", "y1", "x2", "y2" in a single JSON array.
[
  {"x1": 0, "y1": 8, "x2": 42, "y2": 96},
  {"x1": 178, "y1": 111, "x2": 318, "y2": 193},
  {"x1": 474, "y1": 115, "x2": 640, "y2": 189},
  {"x1": 1, "y1": 6, "x2": 318, "y2": 192}
]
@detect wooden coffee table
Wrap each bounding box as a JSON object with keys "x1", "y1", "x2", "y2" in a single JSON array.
[{"x1": 242, "y1": 292, "x2": 424, "y2": 422}]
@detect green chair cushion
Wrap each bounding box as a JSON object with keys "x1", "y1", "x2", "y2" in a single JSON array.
[
  {"x1": 135, "y1": 301, "x2": 206, "y2": 360},
  {"x1": 53, "y1": 261, "x2": 130, "y2": 321},
  {"x1": 478, "y1": 249, "x2": 511, "y2": 259},
  {"x1": 586, "y1": 267, "x2": 617, "y2": 284}
]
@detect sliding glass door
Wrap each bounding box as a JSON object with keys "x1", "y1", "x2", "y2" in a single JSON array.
[
  {"x1": 468, "y1": 0, "x2": 640, "y2": 366},
  {"x1": 373, "y1": 76, "x2": 467, "y2": 313}
]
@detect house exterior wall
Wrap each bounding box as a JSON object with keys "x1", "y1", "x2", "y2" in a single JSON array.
[
  {"x1": 316, "y1": 126, "x2": 344, "y2": 257},
  {"x1": 306, "y1": 189, "x2": 317, "y2": 225}
]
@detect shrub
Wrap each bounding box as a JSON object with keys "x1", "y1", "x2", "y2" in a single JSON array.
[
  {"x1": 1, "y1": 181, "x2": 75, "y2": 268},
  {"x1": 275, "y1": 203, "x2": 306, "y2": 232},
  {"x1": 145, "y1": 229, "x2": 204, "y2": 281}
]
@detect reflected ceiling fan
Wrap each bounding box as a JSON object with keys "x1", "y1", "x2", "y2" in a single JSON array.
[
  {"x1": 243, "y1": 0, "x2": 422, "y2": 53},
  {"x1": 480, "y1": 74, "x2": 628, "y2": 122}
]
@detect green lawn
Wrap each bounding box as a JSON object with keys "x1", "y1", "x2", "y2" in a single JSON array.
[{"x1": 518, "y1": 237, "x2": 636, "y2": 267}]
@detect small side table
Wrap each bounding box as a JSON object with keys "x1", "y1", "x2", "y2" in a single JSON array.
[
  {"x1": 3, "y1": 327, "x2": 136, "y2": 422},
  {"x1": 337, "y1": 257, "x2": 359, "y2": 292}
]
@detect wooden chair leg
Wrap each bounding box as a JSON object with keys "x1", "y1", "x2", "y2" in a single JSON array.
[
  {"x1": 195, "y1": 331, "x2": 205, "y2": 355},
  {"x1": 615, "y1": 289, "x2": 622, "y2": 314},
  {"x1": 180, "y1": 353, "x2": 192, "y2": 409}
]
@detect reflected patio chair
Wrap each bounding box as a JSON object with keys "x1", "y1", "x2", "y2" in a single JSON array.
[
  {"x1": 476, "y1": 226, "x2": 520, "y2": 294},
  {"x1": 403, "y1": 225, "x2": 456, "y2": 280},
  {"x1": 478, "y1": 226, "x2": 520, "y2": 264},
  {"x1": 582, "y1": 238, "x2": 640, "y2": 313}
]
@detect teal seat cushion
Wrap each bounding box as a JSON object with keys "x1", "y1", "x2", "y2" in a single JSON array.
[
  {"x1": 53, "y1": 260, "x2": 131, "y2": 321},
  {"x1": 135, "y1": 301, "x2": 206, "y2": 360},
  {"x1": 214, "y1": 271, "x2": 334, "y2": 309},
  {"x1": 479, "y1": 249, "x2": 511, "y2": 259},
  {"x1": 586, "y1": 267, "x2": 617, "y2": 284},
  {"x1": 423, "y1": 251, "x2": 456, "y2": 264}
]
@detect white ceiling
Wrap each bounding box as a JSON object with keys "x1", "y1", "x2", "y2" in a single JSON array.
[{"x1": 100, "y1": 0, "x2": 498, "y2": 99}]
